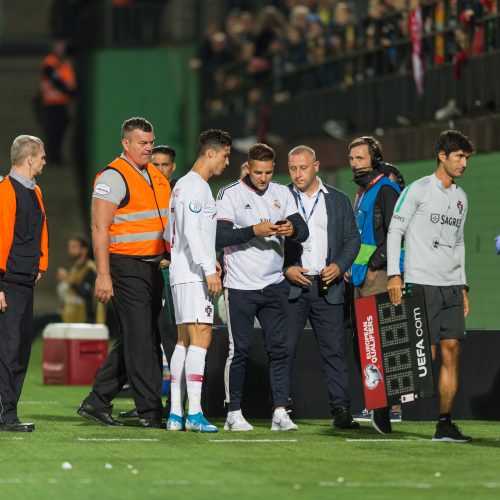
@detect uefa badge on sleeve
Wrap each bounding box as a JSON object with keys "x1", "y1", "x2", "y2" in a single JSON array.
[{"x1": 189, "y1": 200, "x2": 202, "y2": 213}]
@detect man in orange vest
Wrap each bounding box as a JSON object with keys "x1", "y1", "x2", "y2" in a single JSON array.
[
  {"x1": 40, "y1": 40, "x2": 76, "y2": 165},
  {"x1": 0, "y1": 135, "x2": 48, "y2": 432},
  {"x1": 77, "y1": 117, "x2": 171, "y2": 428}
]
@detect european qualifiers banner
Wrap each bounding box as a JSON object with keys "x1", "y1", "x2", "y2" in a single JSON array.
[{"x1": 354, "y1": 290, "x2": 435, "y2": 410}]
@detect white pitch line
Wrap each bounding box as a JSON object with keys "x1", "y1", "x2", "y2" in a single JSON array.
[
  {"x1": 77, "y1": 437, "x2": 159, "y2": 442},
  {"x1": 320, "y1": 481, "x2": 432, "y2": 489},
  {"x1": 153, "y1": 480, "x2": 192, "y2": 486},
  {"x1": 209, "y1": 439, "x2": 298, "y2": 443},
  {"x1": 19, "y1": 401, "x2": 59, "y2": 405},
  {"x1": 346, "y1": 438, "x2": 427, "y2": 442},
  {"x1": 0, "y1": 478, "x2": 94, "y2": 485},
  {"x1": 0, "y1": 437, "x2": 24, "y2": 440}
]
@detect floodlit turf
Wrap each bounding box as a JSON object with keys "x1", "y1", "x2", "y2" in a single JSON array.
[{"x1": 1, "y1": 341, "x2": 500, "y2": 500}]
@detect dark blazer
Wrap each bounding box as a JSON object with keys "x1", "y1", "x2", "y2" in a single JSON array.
[{"x1": 284, "y1": 182, "x2": 360, "y2": 305}]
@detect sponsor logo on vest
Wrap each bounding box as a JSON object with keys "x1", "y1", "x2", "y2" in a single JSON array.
[
  {"x1": 94, "y1": 183, "x2": 111, "y2": 195},
  {"x1": 413, "y1": 307, "x2": 428, "y2": 378}
]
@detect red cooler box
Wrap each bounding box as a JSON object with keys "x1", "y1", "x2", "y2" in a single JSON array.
[{"x1": 42, "y1": 323, "x2": 109, "y2": 385}]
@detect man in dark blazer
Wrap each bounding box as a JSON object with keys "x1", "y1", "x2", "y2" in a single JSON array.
[{"x1": 284, "y1": 145, "x2": 361, "y2": 429}]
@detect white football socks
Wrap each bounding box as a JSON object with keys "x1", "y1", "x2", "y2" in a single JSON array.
[
  {"x1": 185, "y1": 345, "x2": 207, "y2": 415},
  {"x1": 169, "y1": 344, "x2": 187, "y2": 416}
]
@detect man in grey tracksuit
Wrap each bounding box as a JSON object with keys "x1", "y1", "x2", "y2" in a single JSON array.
[{"x1": 386, "y1": 130, "x2": 475, "y2": 443}]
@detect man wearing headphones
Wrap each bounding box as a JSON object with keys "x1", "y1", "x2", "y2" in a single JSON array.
[{"x1": 348, "y1": 136, "x2": 403, "y2": 435}]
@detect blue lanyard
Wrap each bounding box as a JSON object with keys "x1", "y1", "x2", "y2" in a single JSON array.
[{"x1": 296, "y1": 189, "x2": 322, "y2": 224}]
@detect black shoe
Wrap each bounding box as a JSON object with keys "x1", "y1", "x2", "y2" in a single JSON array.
[
  {"x1": 333, "y1": 407, "x2": 360, "y2": 429},
  {"x1": 0, "y1": 419, "x2": 35, "y2": 432},
  {"x1": 138, "y1": 418, "x2": 166, "y2": 429},
  {"x1": 118, "y1": 408, "x2": 139, "y2": 418},
  {"x1": 371, "y1": 407, "x2": 392, "y2": 434},
  {"x1": 119, "y1": 407, "x2": 169, "y2": 419},
  {"x1": 432, "y1": 421, "x2": 471, "y2": 443},
  {"x1": 77, "y1": 401, "x2": 124, "y2": 426}
]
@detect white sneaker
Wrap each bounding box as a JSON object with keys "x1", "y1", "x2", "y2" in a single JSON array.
[
  {"x1": 271, "y1": 411, "x2": 298, "y2": 431},
  {"x1": 224, "y1": 410, "x2": 253, "y2": 431}
]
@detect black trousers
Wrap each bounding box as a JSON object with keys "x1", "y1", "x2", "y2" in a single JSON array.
[
  {"x1": 225, "y1": 280, "x2": 290, "y2": 411},
  {"x1": 86, "y1": 255, "x2": 163, "y2": 419},
  {"x1": 288, "y1": 283, "x2": 351, "y2": 412},
  {"x1": 43, "y1": 105, "x2": 68, "y2": 164},
  {"x1": 158, "y1": 284, "x2": 177, "y2": 363},
  {"x1": 0, "y1": 282, "x2": 34, "y2": 423}
]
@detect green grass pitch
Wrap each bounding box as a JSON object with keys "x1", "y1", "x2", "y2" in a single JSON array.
[{"x1": 1, "y1": 340, "x2": 500, "y2": 499}]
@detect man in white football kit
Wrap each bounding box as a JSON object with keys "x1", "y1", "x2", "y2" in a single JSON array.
[
  {"x1": 387, "y1": 130, "x2": 475, "y2": 443},
  {"x1": 216, "y1": 143, "x2": 309, "y2": 431},
  {"x1": 166, "y1": 129, "x2": 231, "y2": 433}
]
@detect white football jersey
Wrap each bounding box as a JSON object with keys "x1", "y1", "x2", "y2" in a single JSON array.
[
  {"x1": 216, "y1": 180, "x2": 298, "y2": 290},
  {"x1": 166, "y1": 171, "x2": 217, "y2": 285}
]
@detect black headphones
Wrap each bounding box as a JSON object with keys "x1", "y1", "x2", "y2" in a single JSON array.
[{"x1": 361, "y1": 136, "x2": 383, "y2": 167}]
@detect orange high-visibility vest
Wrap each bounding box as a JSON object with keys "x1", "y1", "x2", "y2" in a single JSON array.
[
  {"x1": 95, "y1": 157, "x2": 170, "y2": 257},
  {"x1": 40, "y1": 54, "x2": 76, "y2": 107},
  {"x1": 0, "y1": 177, "x2": 49, "y2": 273}
]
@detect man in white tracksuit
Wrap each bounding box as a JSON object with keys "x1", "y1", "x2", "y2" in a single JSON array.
[
  {"x1": 386, "y1": 130, "x2": 475, "y2": 443},
  {"x1": 166, "y1": 129, "x2": 231, "y2": 433}
]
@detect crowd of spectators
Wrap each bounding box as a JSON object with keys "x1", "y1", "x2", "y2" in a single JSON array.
[{"x1": 192, "y1": 0, "x2": 498, "y2": 117}]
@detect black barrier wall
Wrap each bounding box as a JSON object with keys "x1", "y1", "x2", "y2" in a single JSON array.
[{"x1": 203, "y1": 327, "x2": 500, "y2": 421}]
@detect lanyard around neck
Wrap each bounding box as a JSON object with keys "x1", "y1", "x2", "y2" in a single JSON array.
[{"x1": 296, "y1": 189, "x2": 322, "y2": 224}]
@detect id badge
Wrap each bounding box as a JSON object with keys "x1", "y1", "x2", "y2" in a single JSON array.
[{"x1": 356, "y1": 210, "x2": 366, "y2": 232}]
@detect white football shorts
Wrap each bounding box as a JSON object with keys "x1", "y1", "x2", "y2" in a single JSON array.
[{"x1": 171, "y1": 281, "x2": 215, "y2": 325}]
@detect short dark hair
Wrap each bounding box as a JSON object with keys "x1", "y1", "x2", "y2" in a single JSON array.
[
  {"x1": 198, "y1": 129, "x2": 232, "y2": 156},
  {"x1": 434, "y1": 130, "x2": 475, "y2": 164},
  {"x1": 152, "y1": 145, "x2": 176, "y2": 161},
  {"x1": 69, "y1": 234, "x2": 90, "y2": 251},
  {"x1": 248, "y1": 143, "x2": 275, "y2": 162},
  {"x1": 121, "y1": 117, "x2": 153, "y2": 139}
]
